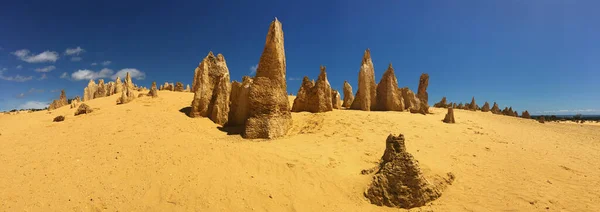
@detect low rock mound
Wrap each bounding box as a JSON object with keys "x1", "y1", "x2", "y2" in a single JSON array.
[
  {"x1": 491, "y1": 102, "x2": 501, "y2": 114},
  {"x1": 175, "y1": 82, "x2": 184, "y2": 92},
  {"x1": 538, "y1": 116, "x2": 545, "y2": 123},
  {"x1": 522, "y1": 110, "x2": 531, "y2": 119},
  {"x1": 74, "y1": 103, "x2": 93, "y2": 116},
  {"x1": 148, "y1": 81, "x2": 158, "y2": 98},
  {"x1": 443, "y1": 108, "x2": 455, "y2": 123},
  {"x1": 117, "y1": 87, "x2": 136, "y2": 104},
  {"x1": 481, "y1": 102, "x2": 490, "y2": 112},
  {"x1": 49, "y1": 90, "x2": 68, "y2": 110},
  {"x1": 433, "y1": 97, "x2": 448, "y2": 108},
  {"x1": 365, "y1": 134, "x2": 453, "y2": 209},
  {"x1": 53, "y1": 115, "x2": 65, "y2": 122}
]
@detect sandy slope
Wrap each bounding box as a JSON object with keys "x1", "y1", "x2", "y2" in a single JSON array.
[{"x1": 0, "y1": 91, "x2": 599, "y2": 211}]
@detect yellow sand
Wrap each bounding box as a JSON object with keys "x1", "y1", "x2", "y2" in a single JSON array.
[{"x1": 0, "y1": 91, "x2": 599, "y2": 211}]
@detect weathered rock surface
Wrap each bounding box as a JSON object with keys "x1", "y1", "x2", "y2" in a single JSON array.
[
  {"x1": 185, "y1": 84, "x2": 191, "y2": 92},
  {"x1": 365, "y1": 134, "x2": 453, "y2": 208},
  {"x1": 350, "y1": 49, "x2": 377, "y2": 111},
  {"x1": 53, "y1": 115, "x2": 65, "y2": 122},
  {"x1": 115, "y1": 77, "x2": 123, "y2": 95},
  {"x1": 375, "y1": 64, "x2": 404, "y2": 111},
  {"x1": 522, "y1": 110, "x2": 531, "y2": 119},
  {"x1": 342, "y1": 81, "x2": 354, "y2": 108},
  {"x1": 456, "y1": 103, "x2": 464, "y2": 109},
  {"x1": 175, "y1": 82, "x2": 184, "y2": 92},
  {"x1": 468, "y1": 97, "x2": 477, "y2": 111},
  {"x1": 228, "y1": 76, "x2": 253, "y2": 126},
  {"x1": 74, "y1": 103, "x2": 93, "y2": 116},
  {"x1": 481, "y1": 102, "x2": 490, "y2": 112},
  {"x1": 491, "y1": 102, "x2": 501, "y2": 114},
  {"x1": 416, "y1": 73, "x2": 429, "y2": 107},
  {"x1": 332, "y1": 89, "x2": 342, "y2": 109},
  {"x1": 433, "y1": 97, "x2": 448, "y2": 108},
  {"x1": 244, "y1": 18, "x2": 292, "y2": 139},
  {"x1": 70, "y1": 96, "x2": 81, "y2": 109},
  {"x1": 291, "y1": 66, "x2": 333, "y2": 113},
  {"x1": 190, "y1": 52, "x2": 231, "y2": 126},
  {"x1": 83, "y1": 79, "x2": 98, "y2": 101},
  {"x1": 94, "y1": 79, "x2": 107, "y2": 98},
  {"x1": 117, "y1": 87, "x2": 136, "y2": 104},
  {"x1": 124, "y1": 72, "x2": 134, "y2": 90},
  {"x1": 400, "y1": 87, "x2": 422, "y2": 112},
  {"x1": 48, "y1": 90, "x2": 68, "y2": 110},
  {"x1": 443, "y1": 107, "x2": 455, "y2": 123},
  {"x1": 148, "y1": 81, "x2": 158, "y2": 98}
]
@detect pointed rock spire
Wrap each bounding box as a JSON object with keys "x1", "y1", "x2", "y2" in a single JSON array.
[
  {"x1": 350, "y1": 49, "x2": 377, "y2": 111},
  {"x1": 376, "y1": 63, "x2": 404, "y2": 111}
]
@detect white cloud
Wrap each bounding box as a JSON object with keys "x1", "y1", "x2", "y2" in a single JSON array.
[
  {"x1": 111, "y1": 68, "x2": 145, "y2": 80},
  {"x1": 102, "y1": 61, "x2": 111, "y2": 66},
  {"x1": 18, "y1": 101, "x2": 48, "y2": 109},
  {"x1": 60, "y1": 72, "x2": 69, "y2": 79},
  {"x1": 65, "y1": 46, "x2": 85, "y2": 55},
  {"x1": 16, "y1": 93, "x2": 25, "y2": 98},
  {"x1": 91, "y1": 62, "x2": 97, "y2": 66},
  {"x1": 249, "y1": 64, "x2": 258, "y2": 74},
  {"x1": 16, "y1": 65, "x2": 23, "y2": 69},
  {"x1": 71, "y1": 68, "x2": 114, "y2": 81},
  {"x1": 35, "y1": 65, "x2": 56, "y2": 73},
  {"x1": 38, "y1": 74, "x2": 47, "y2": 80},
  {"x1": 0, "y1": 69, "x2": 33, "y2": 82},
  {"x1": 12, "y1": 49, "x2": 59, "y2": 63},
  {"x1": 71, "y1": 57, "x2": 82, "y2": 62}
]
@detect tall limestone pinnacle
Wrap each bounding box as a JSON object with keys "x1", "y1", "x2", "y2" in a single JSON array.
[
  {"x1": 124, "y1": 72, "x2": 134, "y2": 89},
  {"x1": 190, "y1": 52, "x2": 231, "y2": 125},
  {"x1": 376, "y1": 63, "x2": 404, "y2": 111},
  {"x1": 350, "y1": 49, "x2": 377, "y2": 111},
  {"x1": 244, "y1": 18, "x2": 292, "y2": 139}
]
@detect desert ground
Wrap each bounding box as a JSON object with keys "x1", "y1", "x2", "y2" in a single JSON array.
[{"x1": 0, "y1": 90, "x2": 599, "y2": 211}]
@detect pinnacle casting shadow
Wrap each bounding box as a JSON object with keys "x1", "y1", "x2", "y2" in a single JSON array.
[{"x1": 216, "y1": 125, "x2": 243, "y2": 135}]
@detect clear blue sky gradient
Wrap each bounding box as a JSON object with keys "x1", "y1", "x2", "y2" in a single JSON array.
[{"x1": 1, "y1": 0, "x2": 598, "y2": 114}]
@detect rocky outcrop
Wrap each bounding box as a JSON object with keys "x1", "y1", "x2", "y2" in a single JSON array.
[
  {"x1": 443, "y1": 107, "x2": 455, "y2": 123},
  {"x1": 83, "y1": 79, "x2": 98, "y2": 101},
  {"x1": 456, "y1": 103, "x2": 464, "y2": 109},
  {"x1": 291, "y1": 77, "x2": 314, "y2": 112},
  {"x1": 175, "y1": 82, "x2": 184, "y2": 92},
  {"x1": 350, "y1": 49, "x2": 377, "y2": 111},
  {"x1": 433, "y1": 97, "x2": 448, "y2": 108},
  {"x1": 481, "y1": 102, "x2": 490, "y2": 112},
  {"x1": 190, "y1": 52, "x2": 231, "y2": 126},
  {"x1": 332, "y1": 89, "x2": 342, "y2": 109},
  {"x1": 243, "y1": 18, "x2": 292, "y2": 139},
  {"x1": 522, "y1": 110, "x2": 531, "y2": 119},
  {"x1": 115, "y1": 77, "x2": 123, "y2": 95},
  {"x1": 291, "y1": 66, "x2": 333, "y2": 113},
  {"x1": 342, "y1": 81, "x2": 354, "y2": 108},
  {"x1": 375, "y1": 64, "x2": 404, "y2": 111},
  {"x1": 74, "y1": 103, "x2": 93, "y2": 116},
  {"x1": 48, "y1": 90, "x2": 68, "y2": 110},
  {"x1": 53, "y1": 115, "x2": 65, "y2": 122},
  {"x1": 468, "y1": 97, "x2": 477, "y2": 111},
  {"x1": 94, "y1": 79, "x2": 107, "y2": 98},
  {"x1": 365, "y1": 134, "x2": 453, "y2": 208},
  {"x1": 228, "y1": 76, "x2": 253, "y2": 126},
  {"x1": 70, "y1": 96, "x2": 81, "y2": 109},
  {"x1": 186, "y1": 84, "x2": 191, "y2": 92},
  {"x1": 513, "y1": 111, "x2": 519, "y2": 117},
  {"x1": 399, "y1": 87, "x2": 421, "y2": 112},
  {"x1": 124, "y1": 72, "x2": 134, "y2": 90},
  {"x1": 416, "y1": 73, "x2": 429, "y2": 107},
  {"x1": 116, "y1": 87, "x2": 136, "y2": 104},
  {"x1": 491, "y1": 102, "x2": 501, "y2": 114},
  {"x1": 148, "y1": 81, "x2": 158, "y2": 98}
]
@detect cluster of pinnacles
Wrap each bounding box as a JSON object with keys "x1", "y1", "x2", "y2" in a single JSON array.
[{"x1": 433, "y1": 96, "x2": 532, "y2": 123}]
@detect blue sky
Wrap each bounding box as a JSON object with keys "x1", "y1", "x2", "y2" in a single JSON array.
[{"x1": 1, "y1": 0, "x2": 599, "y2": 115}]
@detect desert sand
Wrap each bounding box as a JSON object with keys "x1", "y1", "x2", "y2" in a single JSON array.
[{"x1": 0, "y1": 90, "x2": 599, "y2": 211}]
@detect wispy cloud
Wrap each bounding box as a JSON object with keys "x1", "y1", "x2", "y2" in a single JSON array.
[
  {"x1": 288, "y1": 77, "x2": 302, "y2": 81},
  {"x1": 12, "y1": 49, "x2": 59, "y2": 63},
  {"x1": 34, "y1": 65, "x2": 56, "y2": 73},
  {"x1": 16, "y1": 93, "x2": 25, "y2": 98},
  {"x1": 91, "y1": 62, "x2": 98, "y2": 66},
  {"x1": 249, "y1": 64, "x2": 258, "y2": 74},
  {"x1": 18, "y1": 101, "x2": 48, "y2": 109},
  {"x1": 16, "y1": 65, "x2": 23, "y2": 69},
  {"x1": 71, "y1": 57, "x2": 82, "y2": 62},
  {"x1": 102, "y1": 61, "x2": 111, "y2": 66},
  {"x1": 71, "y1": 68, "x2": 114, "y2": 81},
  {"x1": 15, "y1": 88, "x2": 45, "y2": 98},
  {"x1": 65, "y1": 46, "x2": 85, "y2": 55},
  {"x1": 112, "y1": 68, "x2": 145, "y2": 80},
  {"x1": 38, "y1": 73, "x2": 47, "y2": 80},
  {"x1": 0, "y1": 68, "x2": 33, "y2": 82},
  {"x1": 60, "y1": 72, "x2": 69, "y2": 79}
]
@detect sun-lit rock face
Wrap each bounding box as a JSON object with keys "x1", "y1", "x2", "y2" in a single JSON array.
[{"x1": 350, "y1": 49, "x2": 377, "y2": 111}]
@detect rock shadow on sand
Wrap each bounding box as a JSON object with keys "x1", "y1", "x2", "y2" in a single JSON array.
[{"x1": 179, "y1": 106, "x2": 192, "y2": 117}]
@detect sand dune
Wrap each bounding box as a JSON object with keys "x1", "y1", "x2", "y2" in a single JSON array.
[{"x1": 0, "y1": 90, "x2": 599, "y2": 211}]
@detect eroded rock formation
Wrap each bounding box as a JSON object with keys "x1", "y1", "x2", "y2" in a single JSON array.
[
  {"x1": 228, "y1": 76, "x2": 253, "y2": 126},
  {"x1": 243, "y1": 18, "x2": 292, "y2": 139},
  {"x1": 291, "y1": 66, "x2": 333, "y2": 113},
  {"x1": 481, "y1": 102, "x2": 490, "y2": 112},
  {"x1": 491, "y1": 102, "x2": 501, "y2": 114},
  {"x1": 74, "y1": 103, "x2": 93, "y2": 116},
  {"x1": 350, "y1": 49, "x2": 377, "y2": 111},
  {"x1": 175, "y1": 82, "x2": 184, "y2": 92},
  {"x1": 417, "y1": 73, "x2": 429, "y2": 107},
  {"x1": 48, "y1": 90, "x2": 68, "y2": 110},
  {"x1": 124, "y1": 72, "x2": 134, "y2": 90},
  {"x1": 468, "y1": 97, "x2": 477, "y2": 111},
  {"x1": 70, "y1": 96, "x2": 81, "y2": 109},
  {"x1": 365, "y1": 134, "x2": 453, "y2": 209},
  {"x1": 83, "y1": 79, "x2": 97, "y2": 101},
  {"x1": 117, "y1": 87, "x2": 136, "y2": 104},
  {"x1": 443, "y1": 107, "x2": 455, "y2": 123},
  {"x1": 332, "y1": 89, "x2": 342, "y2": 109},
  {"x1": 375, "y1": 64, "x2": 404, "y2": 111},
  {"x1": 53, "y1": 115, "x2": 65, "y2": 122},
  {"x1": 342, "y1": 81, "x2": 354, "y2": 108},
  {"x1": 190, "y1": 52, "x2": 231, "y2": 126},
  {"x1": 433, "y1": 97, "x2": 448, "y2": 108},
  {"x1": 148, "y1": 81, "x2": 158, "y2": 98},
  {"x1": 94, "y1": 79, "x2": 107, "y2": 98},
  {"x1": 522, "y1": 110, "x2": 531, "y2": 119}
]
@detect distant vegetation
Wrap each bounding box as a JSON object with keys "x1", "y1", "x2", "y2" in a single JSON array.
[{"x1": 531, "y1": 114, "x2": 600, "y2": 122}]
